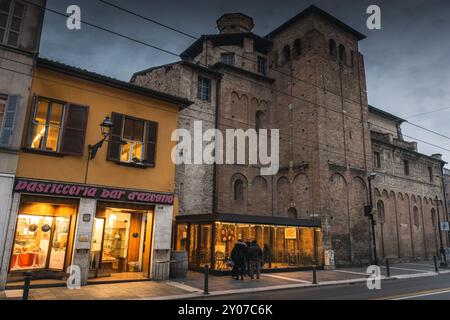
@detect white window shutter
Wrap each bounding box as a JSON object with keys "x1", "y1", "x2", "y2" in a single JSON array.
[{"x1": 0, "y1": 95, "x2": 20, "y2": 147}]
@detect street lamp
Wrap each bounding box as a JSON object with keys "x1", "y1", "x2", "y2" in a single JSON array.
[
  {"x1": 88, "y1": 116, "x2": 113, "y2": 160},
  {"x1": 434, "y1": 196, "x2": 448, "y2": 267},
  {"x1": 365, "y1": 173, "x2": 378, "y2": 266}
]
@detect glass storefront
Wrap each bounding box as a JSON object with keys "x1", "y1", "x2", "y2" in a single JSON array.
[
  {"x1": 10, "y1": 198, "x2": 76, "y2": 272},
  {"x1": 175, "y1": 217, "x2": 323, "y2": 271}
]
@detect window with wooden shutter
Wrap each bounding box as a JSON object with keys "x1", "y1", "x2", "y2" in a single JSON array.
[
  {"x1": 60, "y1": 104, "x2": 89, "y2": 155},
  {"x1": 0, "y1": 94, "x2": 19, "y2": 147},
  {"x1": 107, "y1": 112, "x2": 124, "y2": 161},
  {"x1": 143, "y1": 120, "x2": 158, "y2": 166}
]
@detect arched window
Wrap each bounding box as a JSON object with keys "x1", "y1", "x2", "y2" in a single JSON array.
[
  {"x1": 431, "y1": 208, "x2": 437, "y2": 227},
  {"x1": 287, "y1": 207, "x2": 298, "y2": 219},
  {"x1": 234, "y1": 179, "x2": 244, "y2": 201},
  {"x1": 283, "y1": 45, "x2": 291, "y2": 62},
  {"x1": 329, "y1": 39, "x2": 337, "y2": 58},
  {"x1": 293, "y1": 39, "x2": 302, "y2": 56},
  {"x1": 413, "y1": 206, "x2": 420, "y2": 227},
  {"x1": 377, "y1": 200, "x2": 385, "y2": 223},
  {"x1": 255, "y1": 110, "x2": 266, "y2": 132},
  {"x1": 339, "y1": 44, "x2": 346, "y2": 63}
]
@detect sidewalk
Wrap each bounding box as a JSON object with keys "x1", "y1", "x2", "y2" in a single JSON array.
[{"x1": 2, "y1": 260, "x2": 448, "y2": 300}]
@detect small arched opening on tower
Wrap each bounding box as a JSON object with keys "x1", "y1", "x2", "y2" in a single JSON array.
[
  {"x1": 287, "y1": 207, "x2": 298, "y2": 219},
  {"x1": 339, "y1": 44, "x2": 347, "y2": 64},
  {"x1": 283, "y1": 45, "x2": 291, "y2": 62},
  {"x1": 293, "y1": 39, "x2": 302, "y2": 56},
  {"x1": 329, "y1": 39, "x2": 337, "y2": 58},
  {"x1": 234, "y1": 179, "x2": 244, "y2": 201},
  {"x1": 255, "y1": 110, "x2": 266, "y2": 132}
]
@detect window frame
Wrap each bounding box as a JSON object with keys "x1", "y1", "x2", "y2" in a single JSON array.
[
  {"x1": 197, "y1": 76, "x2": 211, "y2": 102},
  {"x1": 220, "y1": 52, "x2": 235, "y2": 66},
  {"x1": 120, "y1": 115, "x2": 147, "y2": 164},
  {"x1": 373, "y1": 151, "x2": 381, "y2": 169},
  {"x1": 257, "y1": 56, "x2": 267, "y2": 75},
  {"x1": 0, "y1": 94, "x2": 7, "y2": 129},
  {"x1": 27, "y1": 96, "x2": 66, "y2": 154},
  {"x1": 0, "y1": 0, "x2": 25, "y2": 48},
  {"x1": 428, "y1": 166, "x2": 433, "y2": 182},
  {"x1": 403, "y1": 159, "x2": 410, "y2": 176}
]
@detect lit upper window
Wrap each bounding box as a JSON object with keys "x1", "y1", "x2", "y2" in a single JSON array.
[
  {"x1": 30, "y1": 98, "x2": 64, "y2": 152},
  {"x1": 120, "y1": 117, "x2": 145, "y2": 163},
  {"x1": 27, "y1": 97, "x2": 88, "y2": 155}
]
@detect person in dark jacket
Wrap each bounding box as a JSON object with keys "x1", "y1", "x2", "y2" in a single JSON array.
[
  {"x1": 230, "y1": 240, "x2": 247, "y2": 280},
  {"x1": 248, "y1": 240, "x2": 263, "y2": 279}
]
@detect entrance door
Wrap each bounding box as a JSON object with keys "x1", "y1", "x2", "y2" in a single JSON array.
[{"x1": 90, "y1": 208, "x2": 154, "y2": 279}]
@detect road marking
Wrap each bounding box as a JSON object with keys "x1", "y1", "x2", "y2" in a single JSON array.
[
  {"x1": 387, "y1": 287, "x2": 450, "y2": 300},
  {"x1": 262, "y1": 274, "x2": 311, "y2": 283},
  {"x1": 380, "y1": 266, "x2": 429, "y2": 273},
  {"x1": 335, "y1": 270, "x2": 369, "y2": 276}
]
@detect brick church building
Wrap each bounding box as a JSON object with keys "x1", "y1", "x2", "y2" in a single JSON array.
[{"x1": 132, "y1": 5, "x2": 448, "y2": 269}]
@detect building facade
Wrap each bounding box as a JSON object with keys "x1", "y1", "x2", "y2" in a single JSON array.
[
  {"x1": 0, "y1": 0, "x2": 46, "y2": 288},
  {"x1": 0, "y1": 58, "x2": 191, "y2": 290},
  {"x1": 132, "y1": 5, "x2": 447, "y2": 269}
]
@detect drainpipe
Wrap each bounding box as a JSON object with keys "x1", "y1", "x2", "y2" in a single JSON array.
[{"x1": 210, "y1": 77, "x2": 221, "y2": 269}]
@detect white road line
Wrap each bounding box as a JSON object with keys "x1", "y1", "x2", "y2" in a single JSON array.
[
  {"x1": 380, "y1": 266, "x2": 430, "y2": 273},
  {"x1": 391, "y1": 288, "x2": 450, "y2": 300},
  {"x1": 262, "y1": 274, "x2": 311, "y2": 283},
  {"x1": 335, "y1": 270, "x2": 369, "y2": 276}
]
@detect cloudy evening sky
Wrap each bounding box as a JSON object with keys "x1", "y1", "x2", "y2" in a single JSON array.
[{"x1": 39, "y1": 0, "x2": 450, "y2": 166}]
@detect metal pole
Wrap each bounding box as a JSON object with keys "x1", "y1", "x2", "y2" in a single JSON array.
[
  {"x1": 368, "y1": 177, "x2": 378, "y2": 266},
  {"x1": 435, "y1": 199, "x2": 448, "y2": 266},
  {"x1": 385, "y1": 258, "x2": 390, "y2": 278},
  {"x1": 433, "y1": 256, "x2": 439, "y2": 273},
  {"x1": 312, "y1": 265, "x2": 317, "y2": 284},
  {"x1": 204, "y1": 264, "x2": 209, "y2": 294},
  {"x1": 22, "y1": 272, "x2": 32, "y2": 300}
]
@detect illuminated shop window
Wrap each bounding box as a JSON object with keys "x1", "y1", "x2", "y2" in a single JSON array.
[
  {"x1": 212, "y1": 223, "x2": 322, "y2": 271},
  {"x1": 10, "y1": 212, "x2": 72, "y2": 272}
]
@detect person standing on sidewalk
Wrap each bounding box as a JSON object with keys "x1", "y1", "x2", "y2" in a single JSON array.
[
  {"x1": 248, "y1": 240, "x2": 263, "y2": 280},
  {"x1": 231, "y1": 240, "x2": 247, "y2": 280}
]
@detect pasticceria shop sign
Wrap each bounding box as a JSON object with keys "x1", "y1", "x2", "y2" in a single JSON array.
[{"x1": 14, "y1": 178, "x2": 174, "y2": 205}]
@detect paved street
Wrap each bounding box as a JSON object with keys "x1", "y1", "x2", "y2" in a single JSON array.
[
  {"x1": 196, "y1": 272, "x2": 450, "y2": 300},
  {"x1": 2, "y1": 260, "x2": 449, "y2": 300}
]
